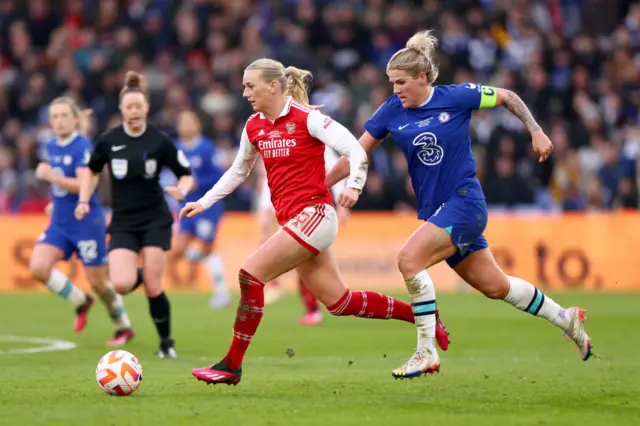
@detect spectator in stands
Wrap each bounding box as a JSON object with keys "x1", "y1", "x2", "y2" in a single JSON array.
[{"x1": 0, "y1": 0, "x2": 638, "y2": 214}]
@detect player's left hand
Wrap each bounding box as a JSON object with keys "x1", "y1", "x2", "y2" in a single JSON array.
[
  {"x1": 165, "y1": 186, "x2": 186, "y2": 201},
  {"x1": 531, "y1": 130, "x2": 553, "y2": 162},
  {"x1": 35, "y1": 162, "x2": 52, "y2": 182},
  {"x1": 338, "y1": 187, "x2": 360, "y2": 208},
  {"x1": 44, "y1": 202, "x2": 53, "y2": 216}
]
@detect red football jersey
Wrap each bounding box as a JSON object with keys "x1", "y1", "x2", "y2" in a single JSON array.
[
  {"x1": 245, "y1": 98, "x2": 334, "y2": 225},
  {"x1": 196, "y1": 96, "x2": 367, "y2": 224}
]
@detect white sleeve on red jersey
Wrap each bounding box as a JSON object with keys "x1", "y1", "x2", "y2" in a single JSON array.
[
  {"x1": 307, "y1": 109, "x2": 367, "y2": 192},
  {"x1": 197, "y1": 126, "x2": 258, "y2": 209},
  {"x1": 324, "y1": 146, "x2": 346, "y2": 198}
]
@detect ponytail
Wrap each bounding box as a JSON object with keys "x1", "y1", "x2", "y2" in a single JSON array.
[
  {"x1": 387, "y1": 30, "x2": 440, "y2": 84},
  {"x1": 284, "y1": 66, "x2": 313, "y2": 107}
]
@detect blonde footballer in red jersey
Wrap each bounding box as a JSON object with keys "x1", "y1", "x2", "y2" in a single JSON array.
[
  {"x1": 181, "y1": 58, "x2": 422, "y2": 386},
  {"x1": 258, "y1": 146, "x2": 350, "y2": 326}
]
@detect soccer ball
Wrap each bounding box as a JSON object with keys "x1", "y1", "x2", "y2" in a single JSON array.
[{"x1": 96, "y1": 350, "x2": 143, "y2": 396}]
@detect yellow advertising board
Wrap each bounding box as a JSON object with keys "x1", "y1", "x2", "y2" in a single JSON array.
[{"x1": 0, "y1": 212, "x2": 637, "y2": 292}]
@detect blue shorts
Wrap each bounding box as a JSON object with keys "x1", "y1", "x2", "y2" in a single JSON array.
[
  {"x1": 178, "y1": 208, "x2": 222, "y2": 243},
  {"x1": 427, "y1": 196, "x2": 489, "y2": 268},
  {"x1": 38, "y1": 219, "x2": 108, "y2": 267}
]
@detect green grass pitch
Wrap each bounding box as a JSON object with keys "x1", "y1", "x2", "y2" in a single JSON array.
[{"x1": 0, "y1": 292, "x2": 638, "y2": 425}]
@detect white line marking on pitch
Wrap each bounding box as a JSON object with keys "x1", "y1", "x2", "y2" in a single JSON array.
[{"x1": 0, "y1": 335, "x2": 77, "y2": 355}]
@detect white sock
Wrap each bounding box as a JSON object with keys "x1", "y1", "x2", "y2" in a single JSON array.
[
  {"x1": 205, "y1": 253, "x2": 228, "y2": 292},
  {"x1": 405, "y1": 270, "x2": 436, "y2": 351},
  {"x1": 184, "y1": 245, "x2": 205, "y2": 262},
  {"x1": 95, "y1": 283, "x2": 132, "y2": 330},
  {"x1": 46, "y1": 268, "x2": 87, "y2": 308},
  {"x1": 504, "y1": 276, "x2": 570, "y2": 330}
]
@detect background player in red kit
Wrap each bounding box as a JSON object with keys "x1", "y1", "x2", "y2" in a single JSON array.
[{"x1": 180, "y1": 58, "x2": 443, "y2": 386}]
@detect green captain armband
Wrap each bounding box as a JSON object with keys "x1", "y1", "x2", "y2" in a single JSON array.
[{"x1": 479, "y1": 86, "x2": 498, "y2": 109}]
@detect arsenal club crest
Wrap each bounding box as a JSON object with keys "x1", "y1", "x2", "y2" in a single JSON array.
[{"x1": 285, "y1": 122, "x2": 296, "y2": 134}]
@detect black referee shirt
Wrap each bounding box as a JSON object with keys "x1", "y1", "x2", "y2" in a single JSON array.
[{"x1": 88, "y1": 124, "x2": 192, "y2": 232}]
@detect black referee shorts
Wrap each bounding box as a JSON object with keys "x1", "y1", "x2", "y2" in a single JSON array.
[{"x1": 109, "y1": 226, "x2": 173, "y2": 253}]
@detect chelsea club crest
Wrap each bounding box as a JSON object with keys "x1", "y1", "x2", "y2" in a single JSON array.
[{"x1": 438, "y1": 112, "x2": 450, "y2": 123}]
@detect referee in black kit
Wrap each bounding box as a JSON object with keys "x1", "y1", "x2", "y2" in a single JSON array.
[{"x1": 76, "y1": 71, "x2": 194, "y2": 359}]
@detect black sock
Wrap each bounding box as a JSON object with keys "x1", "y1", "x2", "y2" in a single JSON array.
[
  {"x1": 130, "y1": 268, "x2": 144, "y2": 292},
  {"x1": 148, "y1": 292, "x2": 171, "y2": 340}
]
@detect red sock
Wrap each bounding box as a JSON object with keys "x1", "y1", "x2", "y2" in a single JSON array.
[
  {"x1": 327, "y1": 290, "x2": 414, "y2": 323},
  {"x1": 223, "y1": 269, "x2": 265, "y2": 370},
  {"x1": 299, "y1": 279, "x2": 319, "y2": 313}
]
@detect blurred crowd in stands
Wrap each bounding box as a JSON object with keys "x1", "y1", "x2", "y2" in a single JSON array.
[{"x1": 0, "y1": 0, "x2": 639, "y2": 214}]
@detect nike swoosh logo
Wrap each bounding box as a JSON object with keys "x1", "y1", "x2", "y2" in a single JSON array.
[
  {"x1": 399, "y1": 124, "x2": 410, "y2": 130},
  {"x1": 112, "y1": 145, "x2": 126, "y2": 151}
]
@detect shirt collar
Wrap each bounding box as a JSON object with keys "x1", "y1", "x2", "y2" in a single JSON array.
[
  {"x1": 418, "y1": 86, "x2": 436, "y2": 107},
  {"x1": 259, "y1": 96, "x2": 293, "y2": 120},
  {"x1": 57, "y1": 131, "x2": 79, "y2": 147},
  {"x1": 123, "y1": 123, "x2": 147, "y2": 138},
  {"x1": 181, "y1": 136, "x2": 202, "y2": 149}
]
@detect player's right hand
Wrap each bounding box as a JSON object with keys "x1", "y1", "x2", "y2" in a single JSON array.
[
  {"x1": 338, "y1": 187, "x2": 360, "y2": 208},
  {"x1": 74, "y1": 203, "x2": 90, "y2": 220},
  {"x1": 179, "y1": 202, "x2": 205, "y2": 219},
  {"x1": 44, "y1": 202, "x2": 53, "y2": 216}
]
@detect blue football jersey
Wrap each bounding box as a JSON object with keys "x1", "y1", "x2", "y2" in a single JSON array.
[
  {"x1": 46, "y1": 133, "x2": 102, "y2": 226},
  {"x1": 365, "y1": 83, "x2": 497, "y2": 220},
  {"x1": 176, "y1": 137, "x2": 224, "y2": 204}
]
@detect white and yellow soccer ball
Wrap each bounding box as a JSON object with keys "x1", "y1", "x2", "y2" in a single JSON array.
[{"x1": 96, "y1": 350, "x2": 143, "y2": 396}]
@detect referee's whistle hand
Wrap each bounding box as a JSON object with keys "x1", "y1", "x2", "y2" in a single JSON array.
[
  {"x1": 179, "y1": 202, "x2": 205, "y2": 219},
  {"x1": 165, "y1": 186, "x2": 185, "y2": 201}
]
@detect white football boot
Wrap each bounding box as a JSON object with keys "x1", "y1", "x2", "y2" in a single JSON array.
[
  {"x1": 563, "y1": 307, "x2": 593, "y2": 361},
  {"x1": 392, "y1": 347, "x2": 440, "y2": 379}
]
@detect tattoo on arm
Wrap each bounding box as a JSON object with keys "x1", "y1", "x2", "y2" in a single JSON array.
[{"x1": 503, "y1": 90, "x2": 542, "y2": 133}]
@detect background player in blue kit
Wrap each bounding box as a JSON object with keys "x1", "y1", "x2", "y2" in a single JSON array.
[
  {"x1": 167, "y1": 111, "x2": 230, "y2": 308},
  {"x1": 30, "y1": 97, "x2": 135, "y2": 346},
  {"x1": 327, "y1": 31, "x2": 592, "y2": 379}
]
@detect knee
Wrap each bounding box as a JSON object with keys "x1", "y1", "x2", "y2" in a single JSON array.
[
  {"x1": 397, "y1": 247, "x2": 423, "y2": 279},
  {"x1": 29, "y1": 258, "x2": 51, "y2": 282},
  {"x1": 111, "y1": 270, "x2": 137, "y2": 294},
  {"x1": 169, "y1": 248, "x2": 182, "y2": 260},
  {"x1": 477, "y1": 277, "x2": 510, "y2": 300},
  {"x1": 142, "y1": 269, "x2": 163, "y2": 297},
  {"x1": 171, "y1": 243, "x2": 187, "y2": 259},
  {"x1": 237, "y1": 269, "x2": 265, "y2": 303},
  {"x1": 85, "y1": 268, "x2": 106, "y2": 290},
  {"x1": 239, "y1": 259, "x2": 268, "y2": 284},
  {"x1": 482, "y1": 284, "x2": 509, "y2": 299},
  {"x1": 201, "y1": 244, "x2": 213, "y2": 257}
]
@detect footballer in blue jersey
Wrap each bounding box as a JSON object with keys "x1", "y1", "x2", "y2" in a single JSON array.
[
  {"x1": 168, "y1": 111, "x2": 230, "y2": 308},
  {"x1": 327, "y1": 31, "x2": 592, "y2": 379},
  {"x1": 31, "y1": 98, "x2": 134, "y2": 346}
]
